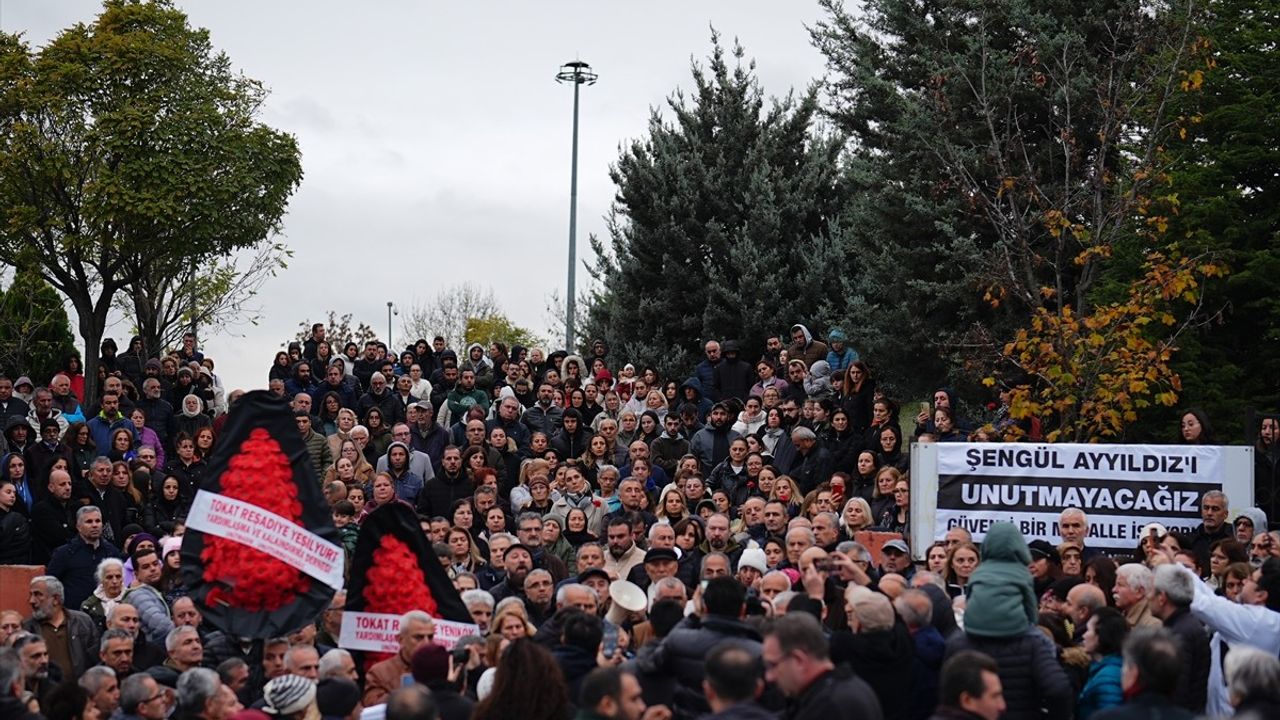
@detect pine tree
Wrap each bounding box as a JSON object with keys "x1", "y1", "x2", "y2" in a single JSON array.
[
  {"x1": 582, "y1": 34, "x2": 846, "y2": 379},
  {"x1": 811, "y1": 0, "x2": 1205, "y2": 403},
  {"x1": 0, "y1": 269, "x2": 79, "y2": 384}
]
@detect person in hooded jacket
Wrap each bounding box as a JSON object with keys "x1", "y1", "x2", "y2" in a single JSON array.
[
  {"x1": 713, "y1": 341, "x2": 755, "y2": 402},
  {"x1": 945, "y1": 522, "x2": 1073, "y2": 720},
  {"x1": 117, "y1": 336, "x2": 149, "y2": 390},
  {"x1": 787, "y1": 324, "x2": 829, "y2": 368},
  {"x1": 804, "y1": 361, "x2": 836, "y2": 402},
  {"x1": 678, "y1": 377, "x2": 714, "y2": 422},
  {"x1": 462, "y1": 343, "x2": 495, "y2": 392},
  {"x1": 914, "y1": 388, "x2": 970, "y2": 439}
]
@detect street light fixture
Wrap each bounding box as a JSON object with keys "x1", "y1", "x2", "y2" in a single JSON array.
[
  {"x1": 556, "y1": 60, "x2": 597, "y2": 352},
  {"x1": 386, "y1": 301, "x2": 397, "y2": 351}
]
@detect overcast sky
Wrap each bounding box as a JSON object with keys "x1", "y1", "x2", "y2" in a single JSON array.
[{"x1": 1, "y1": 1, "x2": 831, "y2": 391}]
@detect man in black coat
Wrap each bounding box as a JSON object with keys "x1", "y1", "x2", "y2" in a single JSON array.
[
  {"x1": 761, "y1": 612, "x2": 883, "y2": 720},
  {"x1": 635, "y1": 577, "x2": 765, "y2": 718},
  {"x1": 712, "y1": 341, "x2": 756, "y2": 403},
  {"x1": 1149, "y1": 564, "x2": 1209, "y2": 714},
  {"x1": 30, "y1": 469, "x2": 77, "y2": 564},
  {"x1": 829, "y1": 587, "x2": 914, "y2": 720}
]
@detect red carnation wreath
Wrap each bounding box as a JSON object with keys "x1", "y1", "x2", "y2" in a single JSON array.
[
  {"x1": 201, "y1": 428, "x2": 312, "y2": 611},
  {"x1": 360, "y1": 534, "x2": 436, "y2": 666}
]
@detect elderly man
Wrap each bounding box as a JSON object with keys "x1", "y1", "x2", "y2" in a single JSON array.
[
  {"x1": 790, "y1": 427, "x2": 834, "y2": 494},
  {"x1": 98, "y1": 628, "x2": 135, "y2": 678},
  {"x1": 283, "y1": 644, "x2": 320, "y2": 682},
  {"x1": 79, "y1": 665, "x2": 119, "y2": 718},
  {"x1": 106, "y1": 603, "x2": 165, "y2": 670},
  {"x1": 1149, "y1": 565, "x2": 1209, "y2": 714},
  {"x1": 785, "y1": 527, "x2": 816, "y2": 569},
  {"x1": 1114, "y1": 564, "x2": 1162, "y2": 630},
  {"x1": 834, "y1": 586, "x2": 912, "y2": 720},
  {"x1": 23, "y1": 575, "x2": 98, "y2": 679},
  {"x1": 1057, "y1": 507, "x2": 1101, "y2": 562},
  {"x1": 318, "y1": 649, "x2": 358, "y2": 682},
  {"x1": 460, "y1": 590, "x2": 495, "y2": 633},
  {"x1": 118, "y1": 672, "x2": 171, "y2": 720},
  {"x1": 1186, "y1": 490, "x2": 1232, "y2": 560},
  {"x1": 77, "y1": 457, "x2": 128, "y2": 542},
  {"x1": 363, "y1": 611, "x2": 434, "y2": 706},
  {"x1": 1062, "y1": 583, "x2": 1108, "y2": 643},
  {"x1": 158, "y1": 626, "x2": 205, "y2": 686},
  {"x1": 175, "y1": 667, "x2": 240, "y2": 720}
]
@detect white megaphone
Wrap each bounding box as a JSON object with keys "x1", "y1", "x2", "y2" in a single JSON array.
[{"x1": 606, "y1": 580, "x2": 646, "y2": 625}]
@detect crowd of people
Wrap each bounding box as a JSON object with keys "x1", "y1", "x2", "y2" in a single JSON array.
[{"x1": 2, "y1": 324, "x2": 1280, "y2": 720}]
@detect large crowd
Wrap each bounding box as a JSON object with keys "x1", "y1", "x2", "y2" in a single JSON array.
[{"x1": 2, "y1": 324, "x2": 1280, "y2": 720}]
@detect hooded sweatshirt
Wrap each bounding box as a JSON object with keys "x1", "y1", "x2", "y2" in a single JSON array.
[
  {"x1": 963, "y1": 522, "x2": 1038, "y2": 638},
  {"x1": 787, "y1": 324, "x2": 829, "y2": 368}
]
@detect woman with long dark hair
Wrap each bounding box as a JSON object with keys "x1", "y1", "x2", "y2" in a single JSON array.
[{"x1": 840, "y1": 360, "x2": 876, "y2": 433}]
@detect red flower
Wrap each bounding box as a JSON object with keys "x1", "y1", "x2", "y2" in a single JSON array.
[
  {"x1": 360, "y1": 534, "x2": 438, "y2": 667},
  {"x1": 201, "y1": 429, "x2": 311, "y2": 611},
  {"x1": 362, "y1": 535, "x2": 437, "y2": 616}
]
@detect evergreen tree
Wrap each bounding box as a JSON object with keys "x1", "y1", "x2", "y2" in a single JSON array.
[
  {"x1": 810, "y1": 0, "x2": 1201, "y2": 401},
  {"x1": 582, "y1": 34, "x2": 846, "y2": 379},
  {"x1": 0, "y1": 269, "x2": 78, "y2": 384},
  {"x1": 1144, "y1": 0, "x2": 1280, "y2": 440}
]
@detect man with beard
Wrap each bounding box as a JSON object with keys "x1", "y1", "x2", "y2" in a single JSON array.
[
  {"x1": 522, "y1": 569, "x2": 556, "y2": 626},
  {"x1": 700, "y1": 514, "x2": 743, "y2": 569},
  {"x1": 136, "y1": 378, "x2": 176, "y2": 451},
  {"x1": 513, "y1": 512, "x2": 570, "y2": 582},
  {"x1": 522, "y1": 382, "x2": 563, "y2": 437},
  {"x1": 14, "y1": 633, "x2": 56, "y2": 700},
  {"x1": 489, "y1": 544, "x2": 534, "y2": 603},
  {"x1": 23, "y1": 575, "x2": 98, "y2": 679},
  {"x1": 603, "y1": 517, "x2": 646, "y2": 581},
  {"x1": 689, "y1": 404, "x2": 741, "y2": 475},
  {"x1": 311, "y1": 364, "x2": 358, "y2": 411},
  {"x1": 359, "y1": 372, "x2": 404, "y2": 426}
]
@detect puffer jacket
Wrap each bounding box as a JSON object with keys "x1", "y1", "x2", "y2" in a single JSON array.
[
  {"x1": 945, "y1": 628, "x2": 1072, "y2": 720},
  {"x1": 634, "y1": 614, "x2": 762, "y2": 718},
  {"x1": 1077, "y1": 654, "x2": 1123, "y2": 720}
]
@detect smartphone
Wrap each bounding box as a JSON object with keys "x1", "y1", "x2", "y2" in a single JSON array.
[
  {"x1": 602, "y1": 623, "x2": 618, "y2": 657},
  {"x1": 920, "y1": 401, "x2": 930, "y2": 414}
]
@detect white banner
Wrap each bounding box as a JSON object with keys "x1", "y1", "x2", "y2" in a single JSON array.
[
  {"x1": 339, "y1": 611, "x2": 480, "y2": 652},
  {"x1": 910, "y1": 443, "x2": 1255, "y2": 556},
  {"x1": 187, "y1": 490, "x2": 345, "y2": 590}
]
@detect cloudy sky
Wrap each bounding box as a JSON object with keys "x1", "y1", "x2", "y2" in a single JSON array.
[{"x1": 2, "y1": 1, "x2": 831, "y2": 391}]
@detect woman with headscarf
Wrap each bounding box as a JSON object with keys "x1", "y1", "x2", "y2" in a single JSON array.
[
  {"x1": 1, "y1": 453, "x2": 34, "y2": 518},
  {"x1": 874, "y1": 424, "x2": 909, "y2": 473},
  {"x1": 174, "y1": 394, "x2": 212, "y2": 439}
]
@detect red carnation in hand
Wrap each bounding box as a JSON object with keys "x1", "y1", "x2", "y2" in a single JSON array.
[{"x1": 201, "y1": 429, "x2": 312, "y2": 611}]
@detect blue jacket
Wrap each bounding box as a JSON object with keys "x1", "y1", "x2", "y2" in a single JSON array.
[
  {"x1": 87, "y1": 414, "x2": 132, "y2": 456},
  {"x1": 1078, "y1": 654, "x2": 1124, "y2": 719},
  {"x1": 826, "y1": 346, "x2": 859, "y2": 372}
]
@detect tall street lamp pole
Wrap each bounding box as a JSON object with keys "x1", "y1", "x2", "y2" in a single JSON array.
[
  {"x1": 386, "y1": 301, "x2": 396, "y2": 351},
  {"x1": 556, "y1": 60, "x2": 597, "y2": 352}
]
